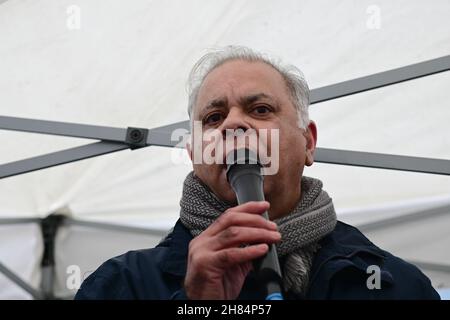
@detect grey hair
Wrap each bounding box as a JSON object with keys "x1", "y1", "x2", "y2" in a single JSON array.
[{"x1": 187, "y1": 46, "x2": 310, "y2": 129}]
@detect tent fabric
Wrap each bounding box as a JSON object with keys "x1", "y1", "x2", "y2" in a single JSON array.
[
  {"x1": 0, "y1": 224, "x2": 42, "y2": 299},
  {"x1": 0, "y1": 0, "x2": 449, "y2": 298}
]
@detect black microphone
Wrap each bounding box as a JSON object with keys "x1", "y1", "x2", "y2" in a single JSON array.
[{"x1": 226, "y1": 148, "x2": 283, "y2": 300}]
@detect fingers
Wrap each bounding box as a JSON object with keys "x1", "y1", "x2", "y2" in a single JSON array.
[
  {"x1": 231, "y1": 201, "x2": 270, "y2": 214},
  {"x1": 214, "y1": 244, "x2": 269, "y2": 268},
  {"x1": 184, "y1": 201, "x2": 277, "y2": 299},
  {"x1": 212, "y1": 226, "x2": 281, "y2": 250},
  {"x1": 205, "y1": 201, "x2": 273, "y2": 236}
]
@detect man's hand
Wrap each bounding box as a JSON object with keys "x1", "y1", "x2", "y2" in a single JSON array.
[{"x1": 184, "y1": 201, "x2": 281, "y2": 300}]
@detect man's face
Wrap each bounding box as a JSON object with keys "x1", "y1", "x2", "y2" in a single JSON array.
[{"x1": 187, "y1": 60, "x2": 316, "y2": 213}]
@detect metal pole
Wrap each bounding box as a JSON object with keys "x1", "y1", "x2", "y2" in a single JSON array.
[
  {"x1": 310, "y1": 55, "x2": 450, "y2": 104},
  {"x1": 0, "y1": 261, "x2": 44, "y2": 300},
  {"x1": 64, "y1": 218, "x2": 168, "y2": 237},
  {"x1": 316, "y1": 148, "x2": 450, "y2": 176}
]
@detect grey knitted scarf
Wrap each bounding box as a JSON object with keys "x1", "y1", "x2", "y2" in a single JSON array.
[{"x1": 179, "y1": 171, "x2": 337, "y2": 296}]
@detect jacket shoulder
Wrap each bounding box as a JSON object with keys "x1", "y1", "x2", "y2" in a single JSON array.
[
  {"x1": 74, "y1": 246, "x2": 169, "y2": 300},
  {"x1": 314, "y1": 221, "x2": 440, "y2": 299},
  {"x1": 379, "y1": 249, "x2": 440, "y2": 299},
  {"x1": 342, "y1": 222, "x2": 440, "y2": 299}
]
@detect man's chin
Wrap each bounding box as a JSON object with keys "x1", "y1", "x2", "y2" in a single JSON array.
[
  {"x1": 216, "y1": 174, "x2": 237, "y2": 204},
  {"x1": 194, "y1": 168, "x2": 237, "y2": 204}
]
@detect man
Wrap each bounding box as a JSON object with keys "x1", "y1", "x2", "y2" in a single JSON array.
[{"x1": 75, "y1": 46, "x2": 440, "y2": 300}]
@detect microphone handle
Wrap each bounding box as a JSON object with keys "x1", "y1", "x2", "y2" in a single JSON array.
[{"x1": 231, "y1": 166, "x2": 284, "y2": 300}]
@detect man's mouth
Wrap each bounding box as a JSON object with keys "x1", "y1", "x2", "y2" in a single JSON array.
[{"x1": 221, "y1": 151, "x2": 270, "y2": 169}]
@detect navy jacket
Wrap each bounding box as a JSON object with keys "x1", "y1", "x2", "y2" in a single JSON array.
[{"x1": 75, "y1": 220, "x2": 440, "y2": 300}]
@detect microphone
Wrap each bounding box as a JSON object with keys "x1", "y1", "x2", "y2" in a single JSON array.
[{"x1": 226, "y1": 148, "x2": 284, "y2": 300}]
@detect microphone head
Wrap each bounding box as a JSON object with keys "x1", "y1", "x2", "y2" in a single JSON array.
[
  {"x1": 226, "y1": 148, "x2": 264, "y2": 203},
  {"x1": 225, "y1": 148, "x2": 261, "y2": 180}
]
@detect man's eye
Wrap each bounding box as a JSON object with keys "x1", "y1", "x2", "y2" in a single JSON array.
[
  {"x1": 252, "y1": 105, "x2": 271, "y2": 115},
  {"x1": 204, "y1": 113, "x2": 223, "y2": 125}
]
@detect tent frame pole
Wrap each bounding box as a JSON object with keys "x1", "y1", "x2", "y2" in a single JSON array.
[
  {"x1": 0, "y1": 118, "x2": 449, "y2": 177},
  {"x1": 64, "y1": 218, "x2": 168, "y2": 237},
  {"x1": 310, "y1": 55, "x2": 450, "y2": 103},
  {"x1": 1, "y1": 55, "x2": 449, "y2": 179},
  {"x1": 0, "y1": 261, "x2": 43, "y2": 300},
  {"x1": 39, "y1": 214, "x2": 66, "y2": 299},
  {"x1": 0, "y1": 216, "x2": 169, "y2": 299}
]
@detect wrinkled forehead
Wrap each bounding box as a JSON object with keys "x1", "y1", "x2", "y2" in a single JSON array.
[{"x1": 193, "y1": 60, "x2": 290, "y2": 118}]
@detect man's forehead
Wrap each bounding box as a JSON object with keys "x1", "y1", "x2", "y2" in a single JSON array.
[{"x1": 194, "y1": 60, "x2": 288, "y2": 113}]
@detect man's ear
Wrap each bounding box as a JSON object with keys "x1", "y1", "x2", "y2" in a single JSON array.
[
  {"x1": 304, "y1": 120, "x2": 317, "y2": 166},
  {"x1": 186, "y1": 139, "x2": 193, "y2": 161}
]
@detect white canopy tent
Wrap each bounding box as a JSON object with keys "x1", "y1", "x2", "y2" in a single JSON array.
[{"x1": 0, "y1": 0, "x2": 449, "y2": 299}]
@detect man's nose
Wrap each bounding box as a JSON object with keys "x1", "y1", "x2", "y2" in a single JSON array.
[{"x1": 220, "y1": 107, "x2": 250, "y2": 136}]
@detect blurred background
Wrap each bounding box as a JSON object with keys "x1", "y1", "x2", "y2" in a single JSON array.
[{"x1": 0, "y1": 0, "x2": 449, "y2": 299}]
